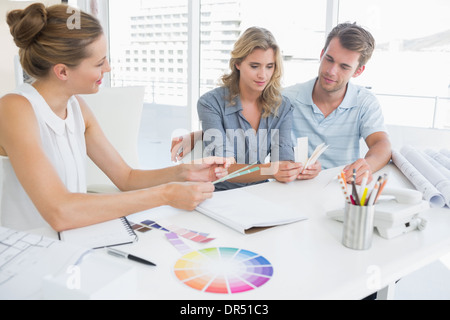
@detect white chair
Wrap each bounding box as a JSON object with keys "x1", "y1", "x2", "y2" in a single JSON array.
[{"x1": 80, "y1": 86, "x2": 145, "y2": 193}]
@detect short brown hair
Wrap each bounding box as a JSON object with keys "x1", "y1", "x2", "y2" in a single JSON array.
[
  {"x1": 7, "y1": 3, "x2": 103, "y2": 79},
  {"x1": 324, "y1": 22, "x2": 375, "y2": 68}
]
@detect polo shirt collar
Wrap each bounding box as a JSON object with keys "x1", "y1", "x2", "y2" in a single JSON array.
[
  {"x1": 339, "y1": 81, "x2": 358, "y2": 109},
  {"x1": 296, "y1": 78, "x2": 316, "y2": 106},
  {"x1": 299, "y1": 77, "x2": 358, "y2": 110}
]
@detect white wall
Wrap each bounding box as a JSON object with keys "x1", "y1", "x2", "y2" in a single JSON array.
[
  {"x1": 360, "y1": 125, "x2": 450, "y2": 158},
  {"x1": 387, "y1": 125, "x2": 450, "y2": 152},
  {"x1": 0, "y1": 0, "x2": 60, "y2": 97}
]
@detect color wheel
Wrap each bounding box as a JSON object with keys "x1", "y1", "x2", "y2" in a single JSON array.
[{"x1": 174, "y1": 247, "x2": 273, "y2": 294}]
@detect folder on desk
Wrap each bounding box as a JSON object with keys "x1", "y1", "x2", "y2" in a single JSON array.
[{"x1": 196, "y1": 187, "x2": 308, "y2": 234}]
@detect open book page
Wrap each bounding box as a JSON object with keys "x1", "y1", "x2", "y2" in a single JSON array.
[{"x1": 196, "y1": 187, "x2": 308, "y2": 234}]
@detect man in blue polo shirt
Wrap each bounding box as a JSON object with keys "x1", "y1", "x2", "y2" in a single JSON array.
[{"x1": 283, "y1": 22, "x2": 392, "y2": 185}]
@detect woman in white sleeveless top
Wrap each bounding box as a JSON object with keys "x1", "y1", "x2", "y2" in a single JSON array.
[{"x1": 0, "y1": 3, "x2": 232, "y2": 232}]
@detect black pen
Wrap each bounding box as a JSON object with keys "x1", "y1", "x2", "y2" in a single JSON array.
[{"x1": 107, "y1": 247, "x2": 156, "y2": 266}]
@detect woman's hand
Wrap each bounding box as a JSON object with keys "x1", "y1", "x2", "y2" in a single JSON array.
[
  {"x1": 297, "y1": 161, "x2": 322, "y2": 180},
  {"x1": 271, "y1": 161, "x2": 303, "y2": 183},
  {"x1": 162, "y1": 182, "x2": 215, "y2": 211},
  {"x1": 183, "y1": 156, "x2": 235, "y2": 182}
]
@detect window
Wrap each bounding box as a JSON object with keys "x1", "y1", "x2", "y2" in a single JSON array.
[
  {"x1": 338, "y1": 0, "x2": 450, "y2": 129},
  {"x1": 199, "y1": 0, "x2": 327, "y2": 95},
  {"x1": 102, "y1": 0, "x2": 449, "y2": 130},
  {"x1": 108, "y1": 0, "x2": 189, "y2": 106}
]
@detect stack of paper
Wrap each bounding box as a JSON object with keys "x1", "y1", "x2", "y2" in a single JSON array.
[{"x1": 196, "y1": 187, "x2": 307, "y2": 234}]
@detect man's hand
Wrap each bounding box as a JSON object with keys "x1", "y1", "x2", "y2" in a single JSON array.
[{"x1": 343, "y1": 158, "x2": 373, "y2": 185}]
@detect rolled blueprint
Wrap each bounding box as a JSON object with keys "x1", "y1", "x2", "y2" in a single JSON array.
[
  {"x1": 424, "y1": 149, "x2": 450, "y2": 171},
  {"x1": 392, "y1": 149, "x2": 446, "y2": 208},
  {"x1": 441, "y1": 149, "x2": 450, "y2": 159},
  {"x1": 400, "y1": 146, "x2": 450, "y2": 207},
  {"x1": 422, "y1": 151, "x2": 450, "y2": 180}
]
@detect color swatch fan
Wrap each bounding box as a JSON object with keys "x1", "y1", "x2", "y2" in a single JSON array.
[{"x1": 174, "y1": 247, "x2": 273, "y2": 294}]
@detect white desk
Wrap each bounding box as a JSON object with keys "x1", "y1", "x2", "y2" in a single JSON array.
[{"x1": 32, "y1": 164, "x2": 450, "y2": 300}]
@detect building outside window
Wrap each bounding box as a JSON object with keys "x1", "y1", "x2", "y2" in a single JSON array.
[
  {"x1": 104, "y1": 0, "x2": 449, "y2": 130},
  {"x1": 339, "y1": 0, "x2": 450, "y2": 129}
]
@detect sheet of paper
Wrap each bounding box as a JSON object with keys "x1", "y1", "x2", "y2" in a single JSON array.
[
  {"x1": 304, "y1": 143, "x2": 328, "y2": 169},
  {"x1": 295, "y1": 137, "x2": 308, "y2": 164}
]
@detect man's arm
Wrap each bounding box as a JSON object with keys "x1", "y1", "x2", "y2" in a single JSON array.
[
  {"x1": 364, "y1": 131, "x2": 392, "y2": 173},
  {"x1": 344, "y1": 131, "x2": 392, "y2": 185}
]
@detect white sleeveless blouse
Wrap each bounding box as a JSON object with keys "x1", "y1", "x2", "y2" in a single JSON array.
[{"x1": 1, "y1": 83, "x2": 87, "y2": 231}]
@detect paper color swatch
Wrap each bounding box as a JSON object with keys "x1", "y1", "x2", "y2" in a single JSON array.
[
  {"x1": 164, "y1": 224, "x2": 215, "y2": 243},
  {"x1": 129, "y1": 220, "x2": 168, "y2": 233},
  {"x1": 174, "y1": 247, "x2": 273, "y2": 294},
  {"x1": 165, "y1": 232, "x2": 192, "y2": 254},
  {"x1": 129, "y1": 220, "x2": 214, "y2": 243}
]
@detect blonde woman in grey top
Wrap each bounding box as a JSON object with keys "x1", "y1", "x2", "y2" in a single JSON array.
[{"x1": 197, "y1": 27, "x2": 310, "y2": 190}]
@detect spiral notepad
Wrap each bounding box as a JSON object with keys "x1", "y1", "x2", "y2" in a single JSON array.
[{"x1": 59, "y1": 217, "x2": 137, "y2": 249}]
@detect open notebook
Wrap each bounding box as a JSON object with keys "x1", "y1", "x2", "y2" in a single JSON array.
[
  {"x1": 196, "y1": 187, "x2": 307, "y2": 234},
  {"x1": 59, "y1": 217, "x2": 137, "y2": 249}
]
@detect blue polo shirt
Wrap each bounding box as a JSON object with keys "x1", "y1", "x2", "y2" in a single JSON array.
[
  {"x1": 283, "y1": 78, "x2": 387, "y2": 169},
  {"x1": 198, "y1": 86, "x2": 294, "y2": 190}
]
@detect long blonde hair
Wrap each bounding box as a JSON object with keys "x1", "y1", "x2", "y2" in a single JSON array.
[{"x1": 221, "y1": 27, "x2": 283, "y2": 118}]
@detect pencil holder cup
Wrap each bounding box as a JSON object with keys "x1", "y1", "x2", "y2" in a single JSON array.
[{"x1": 342, "y1": 203, "x2": 375, "y2": 250}]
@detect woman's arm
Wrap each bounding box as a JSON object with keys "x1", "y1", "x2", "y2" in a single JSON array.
[
  {"x1": 79, "y1": 96, "x2": 230, "y2": 191},
  {"x1": 0, "y1": 94, "x2": 218, "y2": 232},
  {"x1": 171, "y1": 130, "x2": 203, "y2": 162}
]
